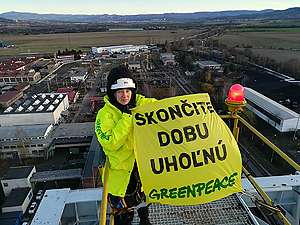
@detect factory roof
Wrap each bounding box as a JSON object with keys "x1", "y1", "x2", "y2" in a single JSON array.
[
  {"x1": 196, "y1": 60, "x2": 221, "y2": 66},
  {"x1": 245, "y1": 87, "x2": 299, "y2": 120},
  {"x1": 51, "y1": 122, "x2": 94, "y2": 138},
  {"x1": 0, "y1": 124, "x2": 53, "y2": 140},
  {"x1": 2, "y1": 93, "x2": 67, "y2": 114},
  {"x1": 1, "y1": 188, "x2": 31, "y2": 207},
  {"x1": 2, "y1": 166, "x2": 34, "y2": 180},
  {"x1": 30, "y1": 169, "x2": 82, "y2": 182}
]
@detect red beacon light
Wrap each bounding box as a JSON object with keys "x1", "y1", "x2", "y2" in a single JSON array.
[
  {"x1": 226, "y1": 84, "x2": 246, "y2": 104},
  {"x1": 225, "y1": 84, "x2": 246, "y2": 114}
]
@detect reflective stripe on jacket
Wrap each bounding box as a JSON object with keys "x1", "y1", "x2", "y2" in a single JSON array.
[{"x1": 95, "y1": 94, "x2": 156, "y2": 196}]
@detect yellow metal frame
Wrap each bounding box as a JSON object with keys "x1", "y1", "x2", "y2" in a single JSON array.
[{"x1": 98, "y1": 101, "x2": 299, "y2": 225}]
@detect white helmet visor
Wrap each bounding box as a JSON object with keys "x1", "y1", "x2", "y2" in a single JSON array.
[{"x1": 111, "y1": 78, "x2": 136, "y2": 90}]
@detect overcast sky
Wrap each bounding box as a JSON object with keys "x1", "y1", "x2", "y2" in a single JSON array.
[{"x1": 0, "y1": 0, "x2": 299, "y2": 15}]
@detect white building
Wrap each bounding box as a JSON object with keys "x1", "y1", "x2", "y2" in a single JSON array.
[
  {"x1": 0, "y1": 93, "x2": 69, "y2": 126},
  {"x1": 0, "y1": 124, "x2": 53, "y2": 159},
  {"x1": 195, "y1": 60, "x2": 222, "y2": 70},
  {"x1": 245, "y1": 87, "x2": 300, "y2": 132},
  {"x1": 1, "y1": 166, "x2": 36, "y2": 196},
  {"x1": 31, "y1": 188, "x2": 103, "y2": 225},
  {"x1": 91, "y1": 45, "x2": 148, "y2": 54}
]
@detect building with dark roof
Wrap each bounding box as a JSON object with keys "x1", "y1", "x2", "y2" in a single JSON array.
[
  {"x1": 0, "y1": 90, "x2": 23, "y2": 107},
  {"x1": 0, "y1": 212, "x2": 23, "y2": 225},
  {"x1": 1, "y1": 187, "x2": 32, "y2": 214},
  {"x1": 0, "y1": 93, "x2": 69, "y2": 126},
  {"x1": 1, "y1": 166, "x2": 35, "y2": 196}
]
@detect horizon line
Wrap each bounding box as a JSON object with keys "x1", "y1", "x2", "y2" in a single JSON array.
[{"x1": 0, "y1": 7, "x2": 295, "y2": 16}]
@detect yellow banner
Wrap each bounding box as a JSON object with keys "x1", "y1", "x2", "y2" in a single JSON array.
[{"x1": 133, "y1": 93, "x2": 242, "y2": 205}]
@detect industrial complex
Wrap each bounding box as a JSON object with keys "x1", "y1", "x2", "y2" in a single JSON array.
[{"x1": 0, "y1": 38, "x2": 299, "y2": 225}]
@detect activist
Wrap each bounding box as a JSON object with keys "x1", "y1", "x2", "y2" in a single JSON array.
[{"x1": 95, "y1": 65, "x2": 156, "y2": 225}]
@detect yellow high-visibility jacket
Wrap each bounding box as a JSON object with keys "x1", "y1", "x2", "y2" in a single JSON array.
[{"x1": 95, "y1": 94, "x2": 156, "y2": 197}]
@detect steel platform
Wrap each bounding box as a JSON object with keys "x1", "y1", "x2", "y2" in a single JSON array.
[{"x1": 132, "y1": 194, "x2": 258, "y2": 225}]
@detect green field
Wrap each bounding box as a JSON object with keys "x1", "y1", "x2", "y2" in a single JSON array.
[
  {"x1": 0, "y1": 29, "x2": 199, "y2": 56},
  {"x1": 219, "y1": 29, "x2": 300, "y2": 50},
  {"x1": 217, "y1": 28, "x2": 300, "y2": 63}
]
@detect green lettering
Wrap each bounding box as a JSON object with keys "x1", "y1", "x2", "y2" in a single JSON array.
[
  {"x1": 160, "y1": 188, "x2": 169, "y2": 199},
  {"x1": 221, "y1": 176, "x2": 228, "y2": 188},
  {"x1": 194, "y1": 183, "x2": 205, "y2": 196},
  {"x1": 228, "y1": 172, "x2": 238, "y2": 187},
  {"x1": 213, "y1": 178, "x2": 222, "y2": 192},
  {"x1": 187, "y1": 184, "x2": 196, "y2": 198},
  {"x1": 177, "y1": 186, "x2": 187, "y2": 198},
  {"x1": 169, "y1": 188, "x2": 178, "y2": 199},
  {"x1": 205, "y1": 179, "x2": 214, "y2": 194},
  {"x1": 149, "y1": 189, "x2": 160, "y2": 200}
]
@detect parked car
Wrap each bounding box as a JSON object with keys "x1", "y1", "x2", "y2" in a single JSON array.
[
  {"x1": 36, "y1": 190, "x2": 44, "y2": 200},
  {"x1": 28, "y1": 202, "x2": 37, "y2": 214}
]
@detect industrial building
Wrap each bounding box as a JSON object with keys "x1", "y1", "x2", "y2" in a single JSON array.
[
  {"x1": 0, "y1": 69, "x2": 41, "y2": 85},
  {"x1": 195, "y1": 60, "x2": 222, "y2": 70},
  {"x1": 245, "y1": 87, "x2": 300, "y2": 132},
  {"x1": 0, "y1": 93, "x2": 69, "y2": 126},
  {"x1": 1, "y1": 187, "x2": 32, "y2": 214},
  {"x1": 0, "y1": 166, "x2": 35, "y2": 197},
  {"x1": 30, "y1": 188, "x2": 102, "y2": 225},
  {"x1": 0, "y1": 124, "x2": 53, "y2": 159},
  {"x1": 160, "y1": 53, "x2": 176, "y2": 66},
  {"x1": 91, "y1": 45, "x2": 148, "y2": 54},
  {"x1": 69, "y1": 67, "x2": 88, "y2": 83}
]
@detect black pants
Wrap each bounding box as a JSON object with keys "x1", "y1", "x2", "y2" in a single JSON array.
[{"x1": 110, "y1": 163, "x2": 149, "y2": 225}]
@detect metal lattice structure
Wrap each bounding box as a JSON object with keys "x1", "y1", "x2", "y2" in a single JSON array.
[{"x1": 132, "y1": 194, "x2": 257, "y2": 225}]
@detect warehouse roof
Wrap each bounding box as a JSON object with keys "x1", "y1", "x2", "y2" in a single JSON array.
[
  {"x1": 1, "y1": 188, "x2": 31, "y2": 207},
  {"x1": 2, "y1": 166, "x2": 34, "y2": 180},
  {"x1": 0, "y1": 124, "x2": 53, "y2": 140},
  {"x1": 2, "y1": 93, "x2": 67, "y2": 114},
  {"x1": 51, "y1": 122, "x2": 94, "y2": 138},
  {"x1": 30, "y1": 169, "x2": 82, "y2": 182},
  {"x1": 245, "y1": 87, "x2": 299, "y2": 120}
]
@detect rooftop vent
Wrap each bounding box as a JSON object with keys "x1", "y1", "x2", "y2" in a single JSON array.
[
  {"x1": 43, "y1": 99, "x2": 50, "y2": 105},
  {"x1": 33, "y1": 99, "x2": 40, "y2": 105},
  {"x1": 4, "y1": 106, "x2": 13, "y2": 113},
  {"x1": 16, "y1": 106, "x2": 24, "y2": 112},
  {"x1": 47, "y1": 105, "x2": 55, "y2": 111},
  {"x1": 26, "y1": 106, "x2": 34, "y2": 112},
  {"x1": 37, "y1": 105, "x2": 44, "y2": 112}
]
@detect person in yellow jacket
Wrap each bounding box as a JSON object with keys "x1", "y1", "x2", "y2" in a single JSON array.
[{"x1": 95, "y1": 65, "x2": 156, "y2": 225}]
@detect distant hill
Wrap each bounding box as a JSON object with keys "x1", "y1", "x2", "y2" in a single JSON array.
[
  {"x1": 0, "y1": 16, "x2": 14, "y2": 23},
  {"x1": 0, "y1": 8, "x2": 299, "y2": 23}
]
